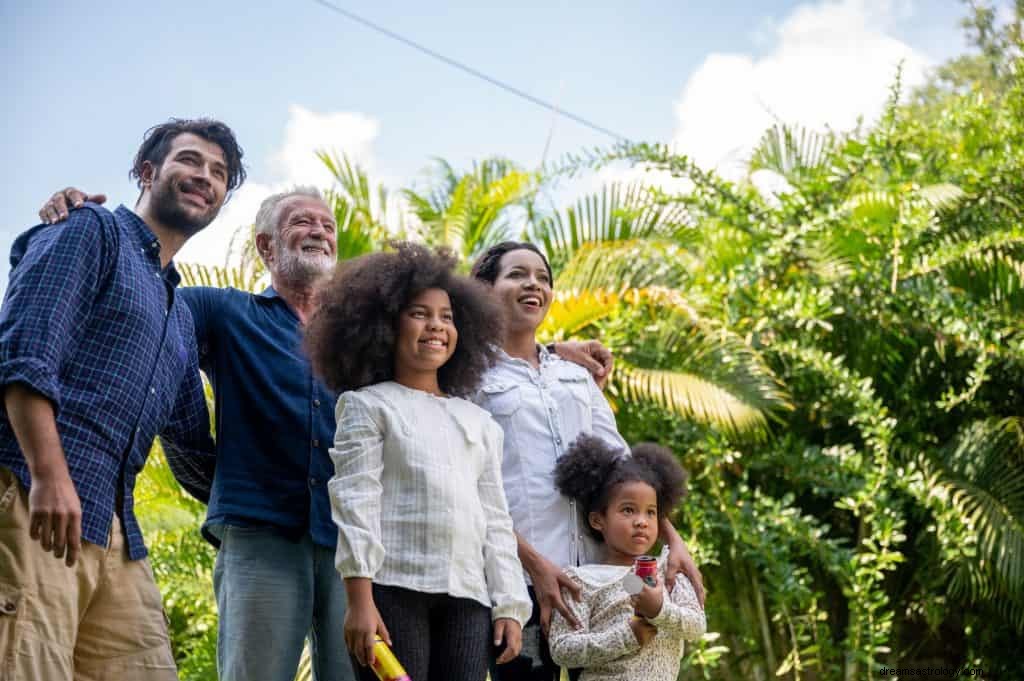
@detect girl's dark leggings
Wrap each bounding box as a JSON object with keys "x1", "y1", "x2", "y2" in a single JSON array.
[{"x1": 351, "y1": 583, "x2": 492, "y2": 681}]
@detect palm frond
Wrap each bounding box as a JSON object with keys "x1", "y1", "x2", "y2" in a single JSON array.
[
  {"x1": 404, "y1": 157, "x2": 535, "y2": 261},
  {"x1": 841, "y1": 190, "x2": 899, "y2": 223},
  {"x1": 612, "y1": 364, "x2": 772, "y2": 438},
  {"x1": 534, "y1": 182, "x2": 696, "y2": 273},
  {"x1": 553, "y1": 240, "x2": 694, "y2": 292},
  {"x1": 748, "y1": 124, "x2": 836, "y2": 179},
  {"x1": 539, "y1": 289, "x2": 621, "y2": 339},
  {"x1": 919, "y1": 417, "x2": 1024, "y2": 630},
  {"x1": 918, "y1": 183, "x2": 968, "y2": 211}
]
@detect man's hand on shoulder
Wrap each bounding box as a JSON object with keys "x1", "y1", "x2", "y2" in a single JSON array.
[{"x1": 39, "y1": 187, "x2": 107, "y2": 224}]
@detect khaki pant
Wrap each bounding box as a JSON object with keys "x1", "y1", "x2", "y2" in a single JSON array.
[{"x1": 0, "y1": 467, "x2": 177, "y2": 681}]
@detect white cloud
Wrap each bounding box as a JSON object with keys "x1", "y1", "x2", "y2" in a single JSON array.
[
  {"x1": 270, "y1": 105, "x2": 381, "y2": 187},
  {"x1": 177, "y1": 105, "x2": 383, "y2": 267},
  {"x1": 672, "y1": 0, "x2": 932, "y2": 178}
]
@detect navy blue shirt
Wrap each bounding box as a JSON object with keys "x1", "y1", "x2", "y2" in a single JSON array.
[
  {"x1": 0, "y1": 204, "x2": 214, "y2": 560},
  {"x1": 166, "y1": 286, "x2": 338, "y2": 548}
]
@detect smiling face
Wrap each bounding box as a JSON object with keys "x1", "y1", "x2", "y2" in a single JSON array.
[
  {"x1": 268, "y1": 195, "x2": 338, "y2": 284},
  {"x1": 394, "y1": 287, "x2": 458, "y2": 378},
  {"x1": 143, "y1": 132, "x2": 229, "y2": 237},
  {"x1": 589, "y1": 480, "x2": 660, "y2": 565},
  {"x1": 490, "y1": 248, "x2": 553, "y2": 334}
]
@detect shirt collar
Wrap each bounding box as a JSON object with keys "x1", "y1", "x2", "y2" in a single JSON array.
[
  {"x1": 495, "y1": 343, "x2": 552, "y2": 367},
  {"x1": 259, "y1": 286, "x2": 281, "y2": 300},
  {"x1": 115, "y1": 205, "x2": 181, "y2": 287}
]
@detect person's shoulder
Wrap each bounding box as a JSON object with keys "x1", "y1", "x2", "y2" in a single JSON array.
[
  {"x1": 180, "y1": 285, "x2": 255, "y2": 307},
  {"x1": 9, "y1": 204, "x2": 118, "y2": 269},
  {"x1": 450, "y1": 393, "x2": 495, "y2": 421},
  {"x1": 548, "y1": 355, "x2": 592, "y2": 380}
]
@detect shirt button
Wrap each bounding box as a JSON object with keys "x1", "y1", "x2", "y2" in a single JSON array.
[
  {"x1": 312, "y1": 439, "x2": 320, "y2": 447},
  {"x1": 313, "y1": 399, "x2": 321, "y2": 408},
  {"x1": 309, "y1": 477, "x2": 319, "y2": 486},
  {"x1": 150, "y1": 388, "x2": 156, "y2": 395}
]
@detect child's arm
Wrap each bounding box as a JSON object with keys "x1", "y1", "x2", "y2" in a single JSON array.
[
  {"x1": 327, "y1": 392, "x2": 386, "y2": 578},
  {"x1": 478, "y1": 422, "x2": 532, "y2": 627},
  {"x1": 549, "y1": 582, "x2": 643, "y2": 668},
  {"x1": 646, "y1": 573, "x2": 707, "y2": 640}
]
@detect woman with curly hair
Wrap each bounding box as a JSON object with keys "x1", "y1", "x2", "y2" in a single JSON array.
[
  {"x1": 548, "y1": 435, "x2": 705, "y2": 681},
  {"x1": 470, "y1": 242, "x2": 705, "y2": 681},
  {"x1": 305, "y1": 242, "x2": 531, "y2": 681}
]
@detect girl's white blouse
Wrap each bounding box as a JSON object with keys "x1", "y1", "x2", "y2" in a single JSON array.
[{"x1": 328, "y1": 381, "x2": 531, "y2": 625}]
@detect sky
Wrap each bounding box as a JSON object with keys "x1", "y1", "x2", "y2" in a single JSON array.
[{"x1": 1, "y1": 0, "x2": 974, "y2": 292}]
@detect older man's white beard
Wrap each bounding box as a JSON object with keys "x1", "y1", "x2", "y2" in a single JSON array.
[{"x1": 273, "y1": 245, "x2": 335, "y2": 286}]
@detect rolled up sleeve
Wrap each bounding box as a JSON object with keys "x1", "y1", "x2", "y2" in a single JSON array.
[{"x1": 328, "y1": 391, "x2": 386, "y2": 579}]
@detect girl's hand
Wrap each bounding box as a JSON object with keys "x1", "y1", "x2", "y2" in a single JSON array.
[
  {"x1": 629, "y1": 617, "x2": 658, "y2": 646},
  {"x1": 493, "y1": 618, "x2": 523, "y2": 664},
  {"x1": 344, "y1": 597, "x2": 391, "y2": 668},
  {"x1": 632, "y1": 575, "x2": 665, "y2": 620}
]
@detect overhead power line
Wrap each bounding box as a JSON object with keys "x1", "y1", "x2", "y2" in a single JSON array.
[{"x1": 310, "y1": 0, "x2": 628, "y2": 141}]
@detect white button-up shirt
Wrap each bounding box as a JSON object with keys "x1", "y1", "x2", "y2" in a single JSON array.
[
  {"x1": 328, "y1": 381, "x2": 532, "y2": 625},
  {"x1": 474, "y1": 347, "x2": 629, "y2": 573}
]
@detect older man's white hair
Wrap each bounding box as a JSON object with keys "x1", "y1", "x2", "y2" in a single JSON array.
[{"x1": 254, "y1": 186, "x2": 325, "y2": 239}]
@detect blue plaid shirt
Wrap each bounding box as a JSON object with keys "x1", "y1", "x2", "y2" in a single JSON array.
[{"x1": 0, "y1": 204, "x2": 215, "y2": 560}]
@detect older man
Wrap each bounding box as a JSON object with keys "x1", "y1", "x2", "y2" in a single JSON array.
[{"x1": 2, "y1": 118, "x2": 243, "y2": 681}]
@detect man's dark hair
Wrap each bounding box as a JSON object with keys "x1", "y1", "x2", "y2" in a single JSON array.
[
  {"x1": 304, "y1": 242, "x2": 504, "y2": 397},
  {"x1": 470, "y1": 241, "x2": 553, "y2": 286},
  {"x1": 130, "y1": 118, "x2": 246, "y2": 193}
]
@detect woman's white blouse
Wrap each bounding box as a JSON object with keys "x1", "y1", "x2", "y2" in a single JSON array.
[
  {"x1": 474, "y1": 347, "x2": 629, "y2": 572},
  {"x1": 328, "y1": 381, "x2": 531, "y2": 625}
]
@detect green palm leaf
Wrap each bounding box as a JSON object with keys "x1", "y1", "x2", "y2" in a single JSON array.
[
  {"x1": 919, "y1": 417, "x2": 1024, "y2": 629},
  {"x1": 748, "y1": 124, "x2": 835, "y2": 179},
  {"x1": 534, "y1": 182, "x2": 696, "y2": 273},
  {"x1": 612, "y1": 363, "x2": 772, "y2": 438}
]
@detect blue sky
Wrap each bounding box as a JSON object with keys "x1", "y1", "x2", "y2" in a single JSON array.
[{"x1": 1, "y1": 0, "x2": 971, "y2": 291}]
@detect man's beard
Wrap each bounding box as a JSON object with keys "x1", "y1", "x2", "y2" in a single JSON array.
[
  {"x1": 149, "y1": 173, "x2": 219, "y2": 239},
  {"x1": 272, "y1": 235, "x2": 335, "y2": 285}
]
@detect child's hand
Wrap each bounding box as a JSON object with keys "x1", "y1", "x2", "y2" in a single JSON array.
[
  {"x1": 629, "y1": 617, "x2": 658, "y2": 646},
  {"x1": 344, "y1": 598, "x2": 390, "y2": 668},
  {"x1": 632, "y1": 575, "x2": 665, "y2": 620},
  {"x1": 494, "y1": 617, "x2": 523, "y2": 664}
]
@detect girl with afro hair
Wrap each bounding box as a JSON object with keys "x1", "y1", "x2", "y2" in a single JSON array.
[
  {"x1": 304, "y1": 242, "x2": 531, "y2": 681},
  {"x1": 547, "y1": 435, "x2": 706, "y2": 681}
]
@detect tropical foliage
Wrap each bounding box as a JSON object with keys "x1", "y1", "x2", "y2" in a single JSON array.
[{"x1": 137, "y1": 3, "x2": 1024, "y2": 678}]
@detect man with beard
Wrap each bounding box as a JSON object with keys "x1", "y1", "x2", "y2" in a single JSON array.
[
  {"x1": 169, "y1": 187, "x2": 358, "y2": 681},
  {"x1": 0, "y1": 118, "x2": 244, "y2": 680}
]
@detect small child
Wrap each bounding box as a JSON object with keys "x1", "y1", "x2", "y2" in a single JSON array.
[
  {"x1": 548, "y1": 434, "x2": 706, "y2": 681},
  {"x1": 305, "y1": 242, "x2": 531, "y2": 681}
]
